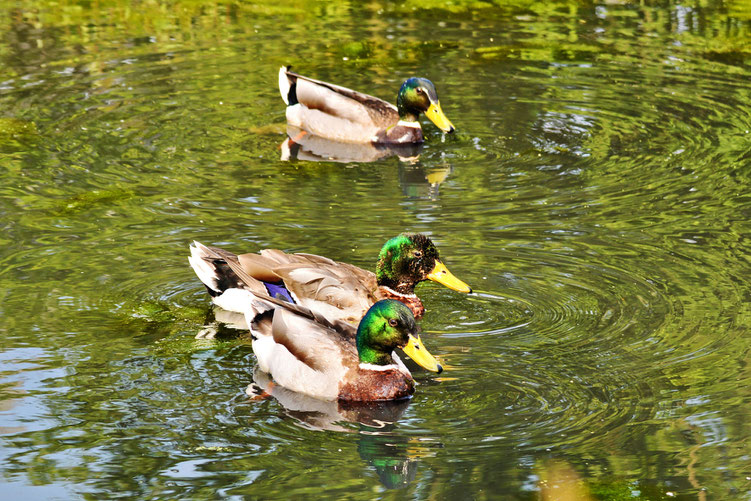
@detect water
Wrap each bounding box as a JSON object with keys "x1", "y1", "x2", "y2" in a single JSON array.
[{"x1": 1, "y1": 0, "x2": 751, "y2": 498}]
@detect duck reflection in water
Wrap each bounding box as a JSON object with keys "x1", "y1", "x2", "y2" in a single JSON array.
[
  {"x1": 280, "y1": 127, "x2": 452, "y2": 200},
  {"x1": 399, "y1": 163, "x2": 453, "y2": 200},
  {"x1": 248, "y1": 367, "x2": 432, "y2": 489},
  {"x1": 194, "y1": 308, "x2": 249, "y2": 339},
  {"x1": 281, "y1": 126, "x2": 423, "y2": 163}
]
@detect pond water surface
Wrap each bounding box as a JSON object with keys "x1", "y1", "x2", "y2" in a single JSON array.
[{"x1": 1, "y1": 1, "x2": 751, "y2": 499}]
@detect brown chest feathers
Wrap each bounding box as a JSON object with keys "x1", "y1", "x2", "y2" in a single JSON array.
[
  {"x1": 373, "y1": 124, "x2": 424, "y2": 144},
  {"x1": 377, "y1": 287, "x2": 425, "y2": 319},
  {"x1": 338, "y1": 367, "x2": 415, "y2": 401}
]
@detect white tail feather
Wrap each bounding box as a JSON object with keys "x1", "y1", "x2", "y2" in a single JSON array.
[
  {"x1": 214, "y1": 288, "x2": 255, "y2": 313},
  {"x1": 188, "y1": 241, "x2": 221, "y2": 293},
  {"x1": 280, "y1": 137, "x2": 291, "y2": 161},
  {"x1": 279, "y1": 66, "x2": 290, "y2": 105}
]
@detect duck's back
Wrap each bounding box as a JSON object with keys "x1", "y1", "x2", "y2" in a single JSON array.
[{"x1": 280, "y1": 67, "x2": 400, "y2": 143}]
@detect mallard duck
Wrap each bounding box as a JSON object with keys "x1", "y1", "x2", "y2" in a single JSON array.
[
  {"x1": 279, "y1": 66, "x2": 455, "y2": 144},
  {"x1": 248, "y1": 296, "x2": 442, "y2": 401},
  {"x1": 189, "y1": 234, "x2": 471, "y2": 324}
]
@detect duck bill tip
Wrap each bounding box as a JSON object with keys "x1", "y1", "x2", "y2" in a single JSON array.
[
  {"x1": 425, "y1": 101, "x2": 455, "y2": 134},
  {"x1": 426, "y1": 260, "x2": 472, "y2": 293},
  {"x1": 402, "y1": 334, "x2": 442, "y2": 373}
]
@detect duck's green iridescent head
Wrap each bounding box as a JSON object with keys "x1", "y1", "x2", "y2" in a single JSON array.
[
  {"x1": 396, "y1": 77, "x2": 455, "y2": 133},
  {"x1": 356, "y1": 299, "x2": 442, "y2": 372},
  {"x1": 375, "y1": 234, "x2": 472, "y2": 295}
]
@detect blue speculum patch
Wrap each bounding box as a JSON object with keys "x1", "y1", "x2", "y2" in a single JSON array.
[{"x1": 264, "y1": 281, "x2": 295, "y2": 303}]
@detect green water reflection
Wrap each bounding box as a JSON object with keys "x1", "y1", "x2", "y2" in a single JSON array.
[{"x1": 1, "y1": 0, "x2": 751, "y2": 499}]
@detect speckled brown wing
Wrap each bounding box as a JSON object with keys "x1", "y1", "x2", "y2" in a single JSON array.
[
  {"x1": 249, "y1": 287, "x2": 357, "y2": 340},
  {"x1": 274, "y1": 265, "x2": 377, "y2": 323},
  {"x1": 237, "y1": 250, "x2": 379, "y2": 324}
]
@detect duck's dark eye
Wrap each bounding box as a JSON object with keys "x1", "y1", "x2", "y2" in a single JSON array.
[
  {"x1": 414, "y1": 251, "x2": 423, "y2": 258},
  {"x1": 388, "y1": 318, "x2": 398, "y2": 327},
  {"x1": 416, "y1": 88, "x2": 425, "y2": 95}
]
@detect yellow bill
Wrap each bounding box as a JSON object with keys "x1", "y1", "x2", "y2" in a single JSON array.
[
  {"x1": 402, "y1": 334, "x2": 443, "y2": 373},
  {"x1": 427, "y1": 259, "x2": 472, "y2": 293},
  {"x1": 424, "y1": 101, "x2": 455, "y2": 133}
]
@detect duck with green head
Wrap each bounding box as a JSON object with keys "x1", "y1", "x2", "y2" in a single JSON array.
[
  {"x1": 249, "y1": 297, "x2": 441, "y2": 401},
  {"x1": 279, "y1": 66, "x2": 455, "y2": 144},
  {"x1": 189, "y1": 233, "x2": 471, "y2": 325}
]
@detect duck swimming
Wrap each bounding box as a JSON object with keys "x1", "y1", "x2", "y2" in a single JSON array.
[
  {"x1": 189, "y1": 234, "x2": 472, "y2": 324},
  {"x1": 247, "y1": 297, "x2": 441, "y2": 402},
  {"x1": 279, "y1": 66, "x2": 455, "y2": 144}
]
